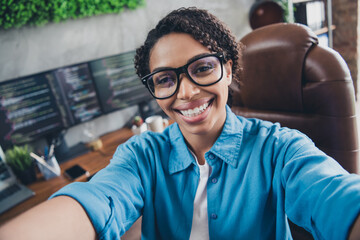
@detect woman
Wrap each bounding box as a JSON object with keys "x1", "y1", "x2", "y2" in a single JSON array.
[{"x1": 1, "y1": 7, "x2": 360, "y2": 240}]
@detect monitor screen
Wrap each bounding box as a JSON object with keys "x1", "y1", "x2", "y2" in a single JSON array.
[
  {"x1": 89, "y1": 50, "x2": 152, "y2": 113},
  {"x1": 51, "y1": 63, "x2": 102, "y2": 126},
  {"x1": 0, "y1": 72, "x2": 64, "y2": 150}
]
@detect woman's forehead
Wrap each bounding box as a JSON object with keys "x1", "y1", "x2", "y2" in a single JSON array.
[{"x1": 149, "y1": 33, "x2": 211, "y2": 71}]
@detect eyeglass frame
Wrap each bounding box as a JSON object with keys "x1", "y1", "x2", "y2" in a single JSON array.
[{"x1": 141, "y1": 52, "x2": 226, "y2": 100}]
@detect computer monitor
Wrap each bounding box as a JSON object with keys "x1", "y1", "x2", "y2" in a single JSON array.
[
  {"x1": 51, "y1": 63, "x2": 102, "y2": 126},
  {"x1": 89, "y1": 50, "x2": 152, "y2": 114},
  {"x1": 0, "y1": 72, "x2": 64, "y2": 150}
]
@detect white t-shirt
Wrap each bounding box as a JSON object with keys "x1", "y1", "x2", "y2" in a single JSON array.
[{"x1": 189, "y1": 152, "x2": 211, "y2": 240}]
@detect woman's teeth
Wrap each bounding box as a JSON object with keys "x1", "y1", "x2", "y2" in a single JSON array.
[{"x1": 180, "y1": 102, "x2": 209, "y2": 117}]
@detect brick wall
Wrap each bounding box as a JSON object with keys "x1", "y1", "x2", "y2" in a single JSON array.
[{"x1": 332, "y1": 0, "x2": 358, "y2": 97}]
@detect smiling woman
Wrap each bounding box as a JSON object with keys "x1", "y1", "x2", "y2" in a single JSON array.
[{"x1": 1, "y1": 6, "x2": 360, "y2": 240}]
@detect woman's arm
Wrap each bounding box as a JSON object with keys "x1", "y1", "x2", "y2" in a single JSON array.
[
  {"x1": 0, "y1": 196, "x2": 96, "y2": 240},
  {"x1": 349, "y1": 214, "x2": 360, "y2": 240}
]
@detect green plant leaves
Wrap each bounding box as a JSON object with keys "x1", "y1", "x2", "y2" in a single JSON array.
[
  {"x1": 0, "y1": 0, "x2": 145, "y2": 30},
  {"x1": 5, "y1": 145, "x2": 33, "y2": 172}
]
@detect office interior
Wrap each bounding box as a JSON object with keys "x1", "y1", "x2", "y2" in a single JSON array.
[{"x1": 0, "y1": 0, "x2": 359, "y2": 234}]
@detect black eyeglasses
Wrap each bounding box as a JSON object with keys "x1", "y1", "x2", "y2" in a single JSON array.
[{"x1": 141, "y1": 52, "x2": 225, "y2": 99}]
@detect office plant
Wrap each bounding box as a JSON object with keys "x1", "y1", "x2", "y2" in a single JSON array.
[{"x1": 5, "y1": 145, "x2": 36, "y2": 184}]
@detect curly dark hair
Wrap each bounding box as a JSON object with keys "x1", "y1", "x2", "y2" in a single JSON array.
[{"x1": 134, "y1": 7, "x2": 243, "y2": 85}]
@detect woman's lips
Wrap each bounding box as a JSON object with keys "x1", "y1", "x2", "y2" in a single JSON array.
[
  {"x1": 179, "y1": 101, "x2": 210, "y2": 117},
  {"x1": 175, "y1": 99, "x2": 214, "y2": 124}
]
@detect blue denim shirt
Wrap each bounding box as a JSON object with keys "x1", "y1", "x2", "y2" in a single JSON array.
[{"x1": 51, "y1": 106, "x2": 360, "y2": 240}]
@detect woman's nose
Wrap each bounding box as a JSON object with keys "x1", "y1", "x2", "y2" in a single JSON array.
[{"x1": 177, "y1": 75, "x2": 200, "y2": 100}]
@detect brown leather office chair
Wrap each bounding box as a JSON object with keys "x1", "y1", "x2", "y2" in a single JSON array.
[{"x1": 230, "y1": 22, "x2": 359, "y2": 239}]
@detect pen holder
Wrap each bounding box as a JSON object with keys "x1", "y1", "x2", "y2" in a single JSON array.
[{"x1": 37, "y1": 155, "x2": 61, "y2": 180}]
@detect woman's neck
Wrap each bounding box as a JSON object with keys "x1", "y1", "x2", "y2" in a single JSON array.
[{"x1": 182, "y1": 126, "x2": 223, "y2": 165}]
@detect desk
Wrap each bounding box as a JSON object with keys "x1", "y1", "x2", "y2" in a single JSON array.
[{"x1": 0, "y1": 126, "x2": 135, "y2": 225}]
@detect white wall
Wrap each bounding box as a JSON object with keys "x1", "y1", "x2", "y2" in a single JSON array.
[{"x1": 0, "y1": 0, "x2": 253, "y2": 148}]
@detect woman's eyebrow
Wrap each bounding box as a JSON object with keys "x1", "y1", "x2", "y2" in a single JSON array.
[
  {"x1": 187, "y1": 52, "x2": 212, "y2": 63},
  {"x1": 151, "y1": 66, "x2": 171, "y2": 73},
  {"x1": 151, "y1": 52, "x2": 213, "y2": 73}
]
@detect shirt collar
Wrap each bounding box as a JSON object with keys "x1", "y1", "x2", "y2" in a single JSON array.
[
  {"x1": 168, "y1": 123, "x2": 195, "y2": 174},
  {"x1": 207, "y1": 105, "x2": 243, "y2": 168},
  {"x1": 168, "y1": 105, "x2": 244, "y2": 174}
]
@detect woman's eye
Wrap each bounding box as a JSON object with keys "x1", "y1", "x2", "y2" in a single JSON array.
[
  {"x1": 192, "y1": 63, "x2": 215, "y2": 75},
  {"x1": 157, "y1": 77, "x2": 169, "y2": 84},
  {"x1": 155, "y1": 75, "x2": 175, "y2": 87}
]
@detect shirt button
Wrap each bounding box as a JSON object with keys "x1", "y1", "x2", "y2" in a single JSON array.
[
  {"x1": 211, "y1": 213, "x2": 218, "y2": 219},
  {"x1": 208, "y1": 153, "x2": 215, "y2": 159},
  {"x1": 211, "y1": 178, "x2": 218, "y2": 184}
]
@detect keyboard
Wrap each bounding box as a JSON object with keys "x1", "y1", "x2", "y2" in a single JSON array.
[
  {"x1": 0, "y1": 183, "x2": 34, "y2": 214},
  {"x1": 0, "y1": 184, "x2": 22, "y2": 201}
]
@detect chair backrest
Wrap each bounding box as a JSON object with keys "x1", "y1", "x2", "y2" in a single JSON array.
[{"x1": 230, "y1": 23, "x2": 359, "y2": 174}]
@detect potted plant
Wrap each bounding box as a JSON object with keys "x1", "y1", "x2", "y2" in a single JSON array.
[{"x1": 5, "y1": 145, "x2": 36, "y2": 185}]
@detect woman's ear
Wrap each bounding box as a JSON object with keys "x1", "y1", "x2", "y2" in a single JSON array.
[{"x1": 224, "y1": 59, "x2": 233, "y2": 86}]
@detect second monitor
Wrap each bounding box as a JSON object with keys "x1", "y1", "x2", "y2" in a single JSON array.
[
  {"x1": 89, "y1": 50, "x2": 152, "y2": 114},
  {"x1": 51, "y1": 63, "x2": 102, "y2": 127}
]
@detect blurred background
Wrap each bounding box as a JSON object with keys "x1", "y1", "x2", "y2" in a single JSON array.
[{"x1": 0, "y1": 0, "x2": 358, "y2": 154}]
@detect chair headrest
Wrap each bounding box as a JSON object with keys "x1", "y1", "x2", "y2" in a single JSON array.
[{"x1": 234, "y1": 23, "x2": 318, "y2": 112}]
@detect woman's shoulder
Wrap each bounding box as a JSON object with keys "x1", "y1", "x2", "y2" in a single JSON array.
[
  {"x1": 235, "y1": 114, "x2": 312, "y2": 145},
  {"x1": 226, "y1": 107, "x2": 287, "y2": 136}
]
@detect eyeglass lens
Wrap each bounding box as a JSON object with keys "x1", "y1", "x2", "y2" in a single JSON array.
[{"x1": 146, "y1": 55, "x2": 222, "y2": 99}]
